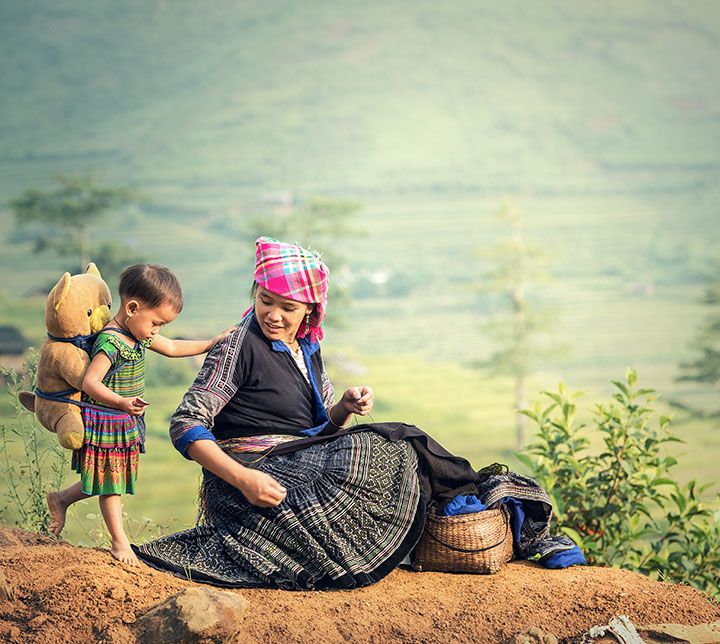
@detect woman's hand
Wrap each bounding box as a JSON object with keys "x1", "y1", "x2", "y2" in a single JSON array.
[
  {"x1": 236, "y1": 468, "x2": 287, "y2": 508},
  {"x1": 340, "y1": 386, "x2": 374, "y2": 416},
  {"x1": 187, "y1": 440, "x2": 286, "y2": 507}
]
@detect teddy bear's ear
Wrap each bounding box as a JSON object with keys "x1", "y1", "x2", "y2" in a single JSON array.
[
  {"x1": 85, "y1": 262, "x2": 102, "y2": 278},
  {"x1": 51, "y1": 272, "x2": 72, "y2": 311}
]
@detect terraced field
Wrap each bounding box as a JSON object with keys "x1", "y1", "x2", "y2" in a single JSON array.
[{"x1": 1, "y1": 1, "x2": 718, "y2": 541}]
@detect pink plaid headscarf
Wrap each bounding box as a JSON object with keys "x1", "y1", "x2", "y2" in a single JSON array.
[{"x1": 250, "y1": 237, "x2": 329, "y2": 343}]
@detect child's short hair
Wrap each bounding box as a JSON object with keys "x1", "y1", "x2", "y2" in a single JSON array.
[{"x1": 119, "y1": 264, "x2": 183, "y2": 313}]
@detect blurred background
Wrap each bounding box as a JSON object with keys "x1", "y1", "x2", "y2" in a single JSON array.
[{"x1": 0, "y1": 0, "x2": 718, "y2": 544}]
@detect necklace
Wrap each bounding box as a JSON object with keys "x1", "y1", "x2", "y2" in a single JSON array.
[
  {"x1": 284, "y1": 338, "x2": 300, "y2": 353},
  {"x1": 110, "y1": 316, "x2": 129, "y2": 332},
  {"x1": 108, "y1": 316, "x2": 137, "y2": 340}
]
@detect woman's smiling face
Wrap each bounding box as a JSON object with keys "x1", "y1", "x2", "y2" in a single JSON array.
[{"x1": 254, "y1": 286, "x2": 312, "y2": 345}]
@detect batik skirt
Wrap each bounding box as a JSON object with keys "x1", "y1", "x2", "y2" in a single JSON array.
[{"x1": 134, "y1": 431, "x2": 424, "y2": 589}]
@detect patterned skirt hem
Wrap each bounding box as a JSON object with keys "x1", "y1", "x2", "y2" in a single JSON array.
[
  {"x1": 72, "y1": 443, "x2": 140, "y2": 496},
  {"x1": 133, "y1": 496, "x2": 426, "y2": 589},
  {"x1": 135, "y1": 433, "x2": 424, "y2": 589}
]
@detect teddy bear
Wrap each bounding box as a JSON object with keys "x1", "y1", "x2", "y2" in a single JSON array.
[{"x1": 19, "y1": 263, "x2": 112, "y2": 449}]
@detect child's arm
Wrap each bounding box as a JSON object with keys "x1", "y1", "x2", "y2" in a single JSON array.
[
  {"x1": 149, "y1": 325, "x2": 236, "y2": 358},
  {"x1": 82, "y1": 354, "x2": 145, "y2": 416}
]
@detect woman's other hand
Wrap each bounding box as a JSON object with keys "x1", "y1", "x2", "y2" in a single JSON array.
[
  {"x1": 237, "y1": 468, "x2": 287, "y2": 507},
  {"x1": 341, "y1": 386, "x2": 374, "y2": 416}
]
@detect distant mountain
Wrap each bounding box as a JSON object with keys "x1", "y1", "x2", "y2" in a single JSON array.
[{"x1": 1, "y1": 0, "x2": 719, "y2": 208}]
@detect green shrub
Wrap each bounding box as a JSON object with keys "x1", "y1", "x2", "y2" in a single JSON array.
[
  {"x1": 517, "y1": 369, "x2": 720, "y2": 598},
  {"x1": 0, "y1": 360, "x2": 68, "y2": 535}
]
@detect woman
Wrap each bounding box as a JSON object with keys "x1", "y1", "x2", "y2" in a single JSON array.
[
  {"x1": 135, "y1": 237, "x2": 578, "y2": 587},
  {"x1": 135, "y1": 237, "x2": 427, "y2": 588}
]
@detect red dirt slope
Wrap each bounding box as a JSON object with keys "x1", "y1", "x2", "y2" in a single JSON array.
[{"x1": 0, "y1": 528, "x2": 717, "y2": 643}]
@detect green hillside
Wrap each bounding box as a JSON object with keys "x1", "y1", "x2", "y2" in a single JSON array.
[
  {"x1": 1, "y1": 1, "x2": 719, "y2": 201},
  {"x1": 1, "y1": 0, "x2": 718, "y2": 376},
  {"x1": 1, "y1": 1, "x2": 719, "y2": 532}
]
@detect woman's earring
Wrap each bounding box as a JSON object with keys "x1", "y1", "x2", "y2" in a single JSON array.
[{"x1": 304, "y1": 313, "x2": 311, "y2": 335}]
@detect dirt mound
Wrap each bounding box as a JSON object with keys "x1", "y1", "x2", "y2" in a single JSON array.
[{"x1": 0, "y1": 527, "x2": 717, "y2": 643}]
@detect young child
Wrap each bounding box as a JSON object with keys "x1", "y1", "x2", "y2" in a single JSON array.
[{"x1": 47, "y1": 263, "x2": 233, "y2": 566}]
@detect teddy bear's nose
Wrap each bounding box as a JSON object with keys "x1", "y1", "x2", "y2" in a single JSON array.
[{"x1": 89, "y1": 305, "x2": 111, "y2": 333}]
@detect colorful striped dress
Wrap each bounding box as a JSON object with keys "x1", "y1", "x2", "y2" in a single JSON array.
[{"x1": 72, "y1": 331, "x2": 152, "y2": 495}]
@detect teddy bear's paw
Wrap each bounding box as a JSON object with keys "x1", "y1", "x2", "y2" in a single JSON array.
[
  {"x1": 18, "y1": 391, "x2": 36, "y2": 413},
  {"x1": 56, "y1": 415, "x2": 85, "y2": 450},
  {"x1": 57, "y1": 430, "x2": 84, "y2": 450}
]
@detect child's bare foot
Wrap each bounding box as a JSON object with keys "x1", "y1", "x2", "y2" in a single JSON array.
[
  {"x1": 110, "y1": 541, "x2": 141, "y2": 566},
  {"x1": 47, "y1": 491, "x2": 67, "y2": 537}
]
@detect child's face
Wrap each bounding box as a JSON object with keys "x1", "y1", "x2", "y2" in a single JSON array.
[{"x1": 123, "y1": 300, "x2": 179, "y2": 341}]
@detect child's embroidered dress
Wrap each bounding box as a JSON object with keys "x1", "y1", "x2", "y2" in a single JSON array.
[{"x1": 72, "y1": 330, "x2": 152, "y2": 495}]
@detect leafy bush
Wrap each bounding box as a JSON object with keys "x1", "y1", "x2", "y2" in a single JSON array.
[
  {"x1": 517, "y1": 369, "x2": 720, "y2": 598},
  {"x1": 0, "y1": 361, "x2": 68, "y2": 534}
]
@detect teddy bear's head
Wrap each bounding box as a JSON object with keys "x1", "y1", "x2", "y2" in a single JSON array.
[{"x1": 45, "y1": 263, "x2": 112, "y2": 338}]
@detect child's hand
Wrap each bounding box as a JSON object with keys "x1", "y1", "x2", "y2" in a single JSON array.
[
  {"x1": 207, "y1": 325, "x2": 238, "y2": 351},
  {"x1": 340, "y1": 386, "x2": 374, "y2": 416},
  {"x1": 117, "y1": 397, "x2": 147, "y2": 416}
]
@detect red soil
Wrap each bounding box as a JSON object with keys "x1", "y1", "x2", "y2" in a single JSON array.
[{"x1": 0, "y1": 528, "x2": 717, "y2": 643}]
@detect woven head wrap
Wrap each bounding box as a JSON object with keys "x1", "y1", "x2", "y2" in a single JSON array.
[{"x1": 251, "y1": 237, "x2": 329, "y2": 343}]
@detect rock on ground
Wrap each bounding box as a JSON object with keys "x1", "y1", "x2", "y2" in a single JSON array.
[{"x1": 136, "y1": 587, "x2": 249, "y2": 643}]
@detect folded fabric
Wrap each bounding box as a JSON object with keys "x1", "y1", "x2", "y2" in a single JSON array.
[
  {"x1": 442, "y1": 494, "x2": 487, "y2": 516},
  {"x1": 498, "y1": 496, "x2": 525, "y2": 544},
  {"x1": 475, "y1": 472, "x2": 586, "y2": 568},
  {"x1": 540, "y1": 545, "x2": 586, "y2": 569},
  {"x1": 493, "y1": 495, "x2": 585, "y2": 568}
]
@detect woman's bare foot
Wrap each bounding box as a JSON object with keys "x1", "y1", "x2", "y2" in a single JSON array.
[
  {"x1": 47, "y1": 491, "x2": 67, "y2": 537},
  {"x1": 110, "y1": 540, "x2": 141, "y2": 566}
]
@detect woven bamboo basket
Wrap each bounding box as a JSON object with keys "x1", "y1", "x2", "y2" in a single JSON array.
[{"x1": 411, "y1": 506, "x2": 513, "y2": 574}]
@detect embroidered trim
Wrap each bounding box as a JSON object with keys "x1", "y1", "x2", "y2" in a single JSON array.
[
  {"x1": 201, "y1": 317, "x2": 249, "y2": 401},
  {"x1": 96, "y1": 333, "x2": 145, "y2": 362}
]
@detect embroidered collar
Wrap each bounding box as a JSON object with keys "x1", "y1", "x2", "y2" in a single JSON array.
[{"x1": 97, "y1": 330, "x2": 152, "y2": 361}]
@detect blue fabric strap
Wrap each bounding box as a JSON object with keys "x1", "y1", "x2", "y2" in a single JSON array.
[
  {"x1": 46, "y1": 326, "x2": 137, "y2": 356},
  {"x1": 34, "y1": 388, "x2": 117, "y2": 413},
  {"x1": 33, "y1": 339, "x2": 130, "y2": 413},
  {"x1": 46, "y1": 332, "x2": 98, "y2": 355}
]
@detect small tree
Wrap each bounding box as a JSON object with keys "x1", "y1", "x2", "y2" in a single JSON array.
[
  {"x1": 10, "y1": 173, "x2": 140, "y2": 272},
  {"x1": 476, "y1": 202, "x2": 557, "y2": 449},
  {"x1": 677, "y1": 268, "x2": 720, "y2": 409}
]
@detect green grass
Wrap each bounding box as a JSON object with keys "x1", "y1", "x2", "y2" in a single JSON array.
[{"x1": 2, "y1": 353, "x2": 715, "y2": 548}]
